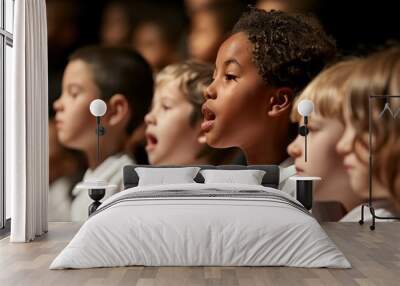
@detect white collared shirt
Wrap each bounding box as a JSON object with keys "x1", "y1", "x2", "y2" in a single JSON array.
[
  {"x1": 278, "y1": 157, "x2": 296, "y2": 197},
  {"x1": 340, "y1": 204, "x2": 395, "y2": 222},
  {"x1": 48, "y1": 177, "x2": 74, "y2": 221},
  {"x1": 70, "y1": 153, "x2": 135, "y2": 221}
]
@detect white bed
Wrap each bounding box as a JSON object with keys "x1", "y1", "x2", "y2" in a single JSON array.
[{"x1": 50, "y1": 183, "x2": 350, "y2": 269}]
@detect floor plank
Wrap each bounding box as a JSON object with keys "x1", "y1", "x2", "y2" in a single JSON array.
[{"x1": 0, "y1": 222, "x2": 399, "y2": 286}]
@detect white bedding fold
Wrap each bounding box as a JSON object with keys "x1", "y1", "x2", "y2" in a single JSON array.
[{"x1": 50, "y1": 183, "x2": 350, "y2": 269}]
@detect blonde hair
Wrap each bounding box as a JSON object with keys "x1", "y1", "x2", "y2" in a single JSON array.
[
  {"x1": 156, "y1": 60, "x2": 213, "y2": 126},
  {"x1": 291, "y1": 59, "x2": 361, "y2": 123},
  {"x1": 344, "y1": 46, "x2": 400, "y2": 209}
]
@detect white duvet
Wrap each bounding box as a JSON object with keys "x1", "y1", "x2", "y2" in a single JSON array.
[{"x1": 50, "y1": 183, "x2": 350, "y2": 269}]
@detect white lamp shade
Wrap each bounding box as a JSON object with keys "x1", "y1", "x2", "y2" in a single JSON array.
[
  {"x1": 90, "y1": 99, "x2": 107, "y2": 117},
  {"x1": 297, "y1": 99, "x2": 314, "y2": 116}
]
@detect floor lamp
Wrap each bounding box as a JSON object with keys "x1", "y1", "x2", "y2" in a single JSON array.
[{"x1": 359, "y1": 95, "x2": 400, "y2": 230}]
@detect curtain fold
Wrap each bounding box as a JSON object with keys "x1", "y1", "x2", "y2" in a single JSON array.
[{"x1": 8, "y1": 0, "x2": 48, "y2": 242}]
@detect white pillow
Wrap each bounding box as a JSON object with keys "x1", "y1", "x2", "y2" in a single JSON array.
[
  {"x1": 135, "y1": 167, "x2": 201, "y2": 186},
  {"x1": 200, "y1": 169, "x2": 266, "y2": 185}
]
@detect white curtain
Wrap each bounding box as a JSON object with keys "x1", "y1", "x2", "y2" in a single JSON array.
[{"x1": 7, "y1": 0, "x2": 48, "y2": 242}]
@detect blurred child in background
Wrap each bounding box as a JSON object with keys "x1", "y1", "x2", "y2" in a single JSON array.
[
  {"x1": 256, "y1": 0, "x2": 318, "y2": 13},
  {"x1": 131, "y1": 4, "x2": 185, "y2": 73},
  {"x1": 337, "y1": 47, "x2": 400, "y2": 221},
  {"x1": 53, "y1": 46, "x2": 154, "y2": 221},
  {"x1": 187, "y1": 0, "x2": 244, "y2": 63},
  {"x1": 47, "y1": 0, "x2": 80, "y2": 119},
  {"x1": 100, "y1": 1, "x2": 133, "y2": 47},
  {"x1": 185, "y1": 0, "x2": 215, "y2": 14},
  {"x1": 145, "y1": 61, "x2": 237, "y2": 165},
  {"x1": 288, "y1": 60, "x2": 363, "y2": 220}
]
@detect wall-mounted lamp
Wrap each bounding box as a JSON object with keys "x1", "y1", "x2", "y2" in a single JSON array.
[
  {"x1": 297, "y1": 99, "x2": 314, "y2": 162},
  {"x1": 77, "y1": 99, "x2": 116, "y2": 216},
  {"x1": 90, "y1": 99, "x2": 107, "y2": 164}
]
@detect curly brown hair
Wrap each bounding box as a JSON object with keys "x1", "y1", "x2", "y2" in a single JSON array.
[{"x1": 232, "y1": 8, "x2": 336, "y2": 93}]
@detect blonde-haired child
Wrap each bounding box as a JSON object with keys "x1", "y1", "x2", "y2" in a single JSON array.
[
  {"x1": 145, "y1": 61, "x2": 236, "y2": 165},
  {"x1": 288, "y1": 59, "x2": 363, "y2": 220},
  {"x1": 337, "y1": 47, "x2": 400, "y2": 221}
]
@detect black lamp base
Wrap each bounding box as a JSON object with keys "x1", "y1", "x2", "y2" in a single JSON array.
[
  {"x1": 296, "y1": 180, "x2": 313, "y2": 210},
  {"x1": 88, "y1": 188, "x2": 105, "y2": 216},
  {"x1": 358, "y1": 203, "x2": 400, "y2": 231}
]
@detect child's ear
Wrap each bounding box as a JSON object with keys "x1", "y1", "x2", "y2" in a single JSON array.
[
  {"x1": 267, "y1": 87, "x2": 294, "y2": 117},
  {"x1": 105, "y1": 94, "x2": 130, "y2": 127}
]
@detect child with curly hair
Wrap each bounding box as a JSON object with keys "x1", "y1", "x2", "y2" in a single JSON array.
[{"x1": 201, "y1": 8, "x2": 336, "y2": 194}]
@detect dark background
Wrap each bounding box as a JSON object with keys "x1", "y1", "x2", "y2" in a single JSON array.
[{"x1": 72, "y1": 0, "x2": 399, "y2": 55}]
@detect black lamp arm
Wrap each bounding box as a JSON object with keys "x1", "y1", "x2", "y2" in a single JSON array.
[
  {"x1": 95, "y1": 116, "x2": 106, "y2": 165},
  {"x1": 298, "y1": 116, "x2": 309, "y2": 162}
]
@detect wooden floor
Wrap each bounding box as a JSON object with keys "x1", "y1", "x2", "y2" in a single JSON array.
[{"x1": 0, "y1": 222, "x2": 399, "y2": 286}]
